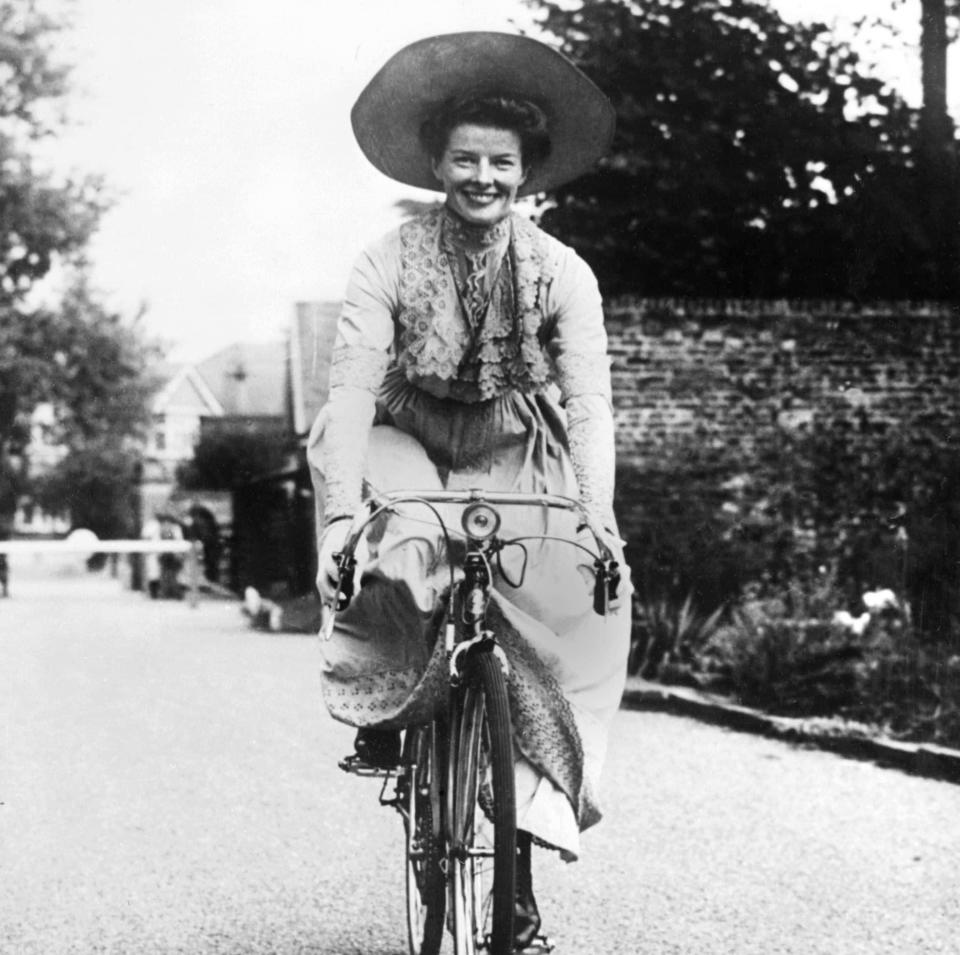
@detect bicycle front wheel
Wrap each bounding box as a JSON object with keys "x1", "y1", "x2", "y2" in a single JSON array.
[
  {"x1": 402, "y1": 724, "x2": 446, "y2": 955},
  {"x1": 449, "y1": 648, "x2": 516, "y2": 955}
]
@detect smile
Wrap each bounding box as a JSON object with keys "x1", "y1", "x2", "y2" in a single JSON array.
[{"x1": 462, "y1": 190, "x2": 500, "y2": 203}]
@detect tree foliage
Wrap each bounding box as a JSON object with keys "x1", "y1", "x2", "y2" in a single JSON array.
[
  {"x1": 31, "y1": 444, "x2": 143, "y2": 538},
  {"x1": 17, "y1": 278, "x2": 163, "y2": 536},
  {"x1": 4, "y1": 278, "x2": 161, "y2": 445},
  {"x1": 176, "y1": 430, "x2": 291, "y2": 491},
  {"x1": 525, "y1": 0, "x2": 935, "y2": 299},
  {"x1": 0, "y1": 1, "x2": 104, "y2": 304},
  {"x1": 0, "y1": 1, "x2": 160, "y2": 532}
]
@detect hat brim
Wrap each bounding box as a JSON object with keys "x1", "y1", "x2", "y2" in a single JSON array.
[{"x1": 351, "y1": 32, "x2": 615, "y2": 197}]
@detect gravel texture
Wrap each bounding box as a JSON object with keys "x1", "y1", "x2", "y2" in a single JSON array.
[{"x1": 2, "y1": 568, "x2": 958, "y2": 954}]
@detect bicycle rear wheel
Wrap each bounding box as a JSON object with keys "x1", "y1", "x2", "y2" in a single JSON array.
[
  {"x1": 449, "y1": 648, "x2": 516, "y2": 955},
  {"x1": 402, "y1": 724, "x2": 446, "y2": 955}
]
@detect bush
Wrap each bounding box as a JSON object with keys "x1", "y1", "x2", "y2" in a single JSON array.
[
  {"x1": 699, "y1": 577, "x2": 960, "y2": 747},
  {"x1": 617, "y1": 442, "x2": 793, "y2": 613},
  {"x1": 707, "y1": 608, "x2": 867, "y2": 717},
  {"x1": 616, "y1": 424, "x2": 960, "y2": 644},
  {"x1": 629, "y1": 592, "x2": 725, "y2": 684}
]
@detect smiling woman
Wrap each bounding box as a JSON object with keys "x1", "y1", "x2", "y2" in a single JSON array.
[
  {"x1": 430, "y1": 123, "x2": 528, "y2": 226},
  {"x1": 306, "y1": 30, "x2": 629, "y2": 952},
  {"x1": 420, "y1": 94, "x2": 552, "y2": 227}
]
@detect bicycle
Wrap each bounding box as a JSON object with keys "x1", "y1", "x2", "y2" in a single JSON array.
[{"x1": 324, "y1": 488, "x2": 621, "y2": 955}]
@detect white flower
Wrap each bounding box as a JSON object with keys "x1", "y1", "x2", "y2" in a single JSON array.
[
  {"x1": 863, "y1": 589, "x2": 898, "y2": 612},
  {"x1": 833, "y1": 610, "x2": 871, "y2": 635}
]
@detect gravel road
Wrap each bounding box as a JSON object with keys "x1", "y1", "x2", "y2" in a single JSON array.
[{"x1": 1, "y1": 567, "x2": 957, "y2": 954}]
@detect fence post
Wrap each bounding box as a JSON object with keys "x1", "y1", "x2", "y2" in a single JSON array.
[{"x1": 188, "y1": 540, "x2": 202, "y2": 608}]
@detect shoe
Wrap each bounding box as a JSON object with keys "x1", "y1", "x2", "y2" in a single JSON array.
[
  {"x1": 338, "y1": 728, "x2": 402, "y2": 773},
  {"x1": 514, "y1": 830, "x2": 542, "y2": 951}
]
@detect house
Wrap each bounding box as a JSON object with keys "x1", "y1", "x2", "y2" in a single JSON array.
[
  {"x1": 141, "y1": 340, "x2": 291, "y2": 588},
  {"x1": 196, "y1": 341, "x2": 290, "y2": 427},
  {"x1": 144, "y1": 342, "x2": 289, "y2": 479},
  {"x1": 141, "y1": 362, "x2": 225, "y2": 515}
]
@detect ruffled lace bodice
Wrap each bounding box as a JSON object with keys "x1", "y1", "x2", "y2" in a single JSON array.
[
  {"x1": 309, "y1": 206, "x2": 617, "y2": 527},
  {"x1": 395, "y1": 207, "x2": 554, "y2": 403}
]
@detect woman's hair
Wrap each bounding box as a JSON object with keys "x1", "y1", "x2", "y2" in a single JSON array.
[{"x1": 420, "y1": 95, "x2": 551, "y2": 169}]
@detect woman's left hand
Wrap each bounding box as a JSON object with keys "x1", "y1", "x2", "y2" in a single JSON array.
[{"x1": 316, "y1": 519, "x2": 353, "y2": 605}]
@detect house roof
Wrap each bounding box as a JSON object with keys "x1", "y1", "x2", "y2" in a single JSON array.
[
  {"x1": 152, "y1": 364, "x2": 225, "y2": 416},
  {"x1": 195, "y1": 341, "x2": 288, "y2": 417},
  {"x1": 289, "y1": 301, "x2": 340, "y2": 435}
]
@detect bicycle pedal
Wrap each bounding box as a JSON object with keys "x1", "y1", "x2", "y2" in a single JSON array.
[
  {"x1": 520, "y1": 936, "x2": 555, "y2": 954},
  {"x1": 337, "y1": 755, "x2": 398, "y2": 777}
]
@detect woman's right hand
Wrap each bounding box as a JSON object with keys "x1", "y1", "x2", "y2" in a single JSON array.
[{"x1": 316, "y1": 519, "x2": 353, "y2": 605}]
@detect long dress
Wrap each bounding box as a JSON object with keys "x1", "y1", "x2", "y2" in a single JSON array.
[{"x1": 308, "y1": 206, "x2": 631, "y2": 861}]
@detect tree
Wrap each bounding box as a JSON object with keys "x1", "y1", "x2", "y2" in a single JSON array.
[
  {"x1": 176, "y1": 430, "x2": 291, "y2": 491},
  {"x1": 916, "y1": 0, "x2": 960, "y2": 296},
  {"x1": 524, "y1": 0, "x2": 928, "y2": 299},
  {"x1": 23, "y1": 278, "x2": 163, "y2": 536},
  {"x1": 31, "y1": 444, "x2": 143, "y2": 538},
  {"x1": 0, "y1": 2, "x2": 160, "y2": 535},
  {"x1": 0, "y1": 2, "x2": 103, "y2": 305}
]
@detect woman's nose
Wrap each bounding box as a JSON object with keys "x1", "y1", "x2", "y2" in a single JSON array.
[{"x1": 474, "y1": 158, "x2": 493, "y2": 183}]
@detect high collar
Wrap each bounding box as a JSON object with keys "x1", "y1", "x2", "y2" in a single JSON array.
[{"x1": 441, "y1": 205, "x2": 512, "y2": 252}]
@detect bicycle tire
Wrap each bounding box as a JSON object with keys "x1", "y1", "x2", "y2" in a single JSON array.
[
  {"x1": 449, "y1": 648, "x2": 516, "y2": 955},
  {"x1": 402, "y1": 724, "x2": 446, "y2": 955}
]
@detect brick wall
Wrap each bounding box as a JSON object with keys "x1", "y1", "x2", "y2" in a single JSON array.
[{"x1": 606, "y1": 299, "x2": 960, "y2": 469}]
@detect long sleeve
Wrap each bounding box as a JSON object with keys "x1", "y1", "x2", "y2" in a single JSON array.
[
  {"x1": 544, "y1": 247, "x2": 617, "y2": 531},
  {"x1": 564, "y1": 394, "x2": 617, "y2": 532},
  {"x1": 307, "y1": 236, "x2": 398, "y2": 528}
]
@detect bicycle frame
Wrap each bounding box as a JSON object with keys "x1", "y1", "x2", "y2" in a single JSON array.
[{"x1": 330, "y1": 488, "x2": 618, "y2": 955}]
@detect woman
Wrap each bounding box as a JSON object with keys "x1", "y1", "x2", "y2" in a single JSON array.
[{"x1": 308, "y1": 32, "x2": 631, "y2": 949}]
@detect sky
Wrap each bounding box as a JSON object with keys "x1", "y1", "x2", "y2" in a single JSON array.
[{"x1": 36, "y1": 0, "x2": 951, "y2": 362}]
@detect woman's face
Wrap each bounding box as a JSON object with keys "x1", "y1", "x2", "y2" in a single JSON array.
[{"x1": 431, "y1": 123, "x2": 527, "y2": 226}]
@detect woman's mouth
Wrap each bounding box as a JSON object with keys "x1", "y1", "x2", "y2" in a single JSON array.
[{"x1": 462, "y1": 190, "x2": 499, "y2": 205}]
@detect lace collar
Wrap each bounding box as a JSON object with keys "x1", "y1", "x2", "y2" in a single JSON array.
[
  {"x1": 396, "y1": 207, "x2": 556, "y2": 402},
  {"x1": 440, "y1": 206, "x2": 511, "y2": 252}
]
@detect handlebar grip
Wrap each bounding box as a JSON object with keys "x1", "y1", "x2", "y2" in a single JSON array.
[
  {"x1": 333, "y1": 551, "x2": 357, "y2": 611},
  {"x1": 592, "y1": 558, "x2": 621, "y2": 616},
  {"x1": 607, "y1": 561, "x2": 621, "y2": 605}
]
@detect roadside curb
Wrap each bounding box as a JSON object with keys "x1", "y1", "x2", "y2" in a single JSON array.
[{"x1": 620, "y1": 679, "x2": 960, "y2": 786}]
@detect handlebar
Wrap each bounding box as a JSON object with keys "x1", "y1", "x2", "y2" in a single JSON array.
[{"x1": 330, "y1": 488, "x2": 620, "y2": 617}]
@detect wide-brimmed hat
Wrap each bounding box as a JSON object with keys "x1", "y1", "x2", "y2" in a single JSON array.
[{"x1": 351, "y1": 32, "x2": 615, "y2": 196}]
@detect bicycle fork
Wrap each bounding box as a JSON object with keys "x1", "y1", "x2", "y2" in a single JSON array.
[{"x1": 448, "y1": 552, "x2": 510, "y2": 686}]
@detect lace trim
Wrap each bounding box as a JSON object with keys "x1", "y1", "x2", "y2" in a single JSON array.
[
  {"x1": 322, "y1": 665, "x2": 428, "y2": 725},
  {"x1": 554, "y1": 352, "x2": 612, "y2": 404},
  {"x1": 442, "y1": 206, "x2": 511, "y2": 250},
  {"x1": 396, "y1": 209, "x2": 556, "y2": 403},
  {"x1": 309, "y1": 385, "x2": 377, "y2": 523},
  {"x1": 566, "y1": 395, "x2": 616, "y2": 529},
  {"x1": 487, "y1": 598, "x2": 601, "y2": 831},
  {"x1": 322, "y1": 593, "x2": 601, "y2": 832},
  {"x1": 329, "y1": 343, "x2": 390, "y2": 394}
]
